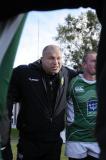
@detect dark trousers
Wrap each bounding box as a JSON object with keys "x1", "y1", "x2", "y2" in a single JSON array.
[
  {"x1": 1, "y1": 142, "x2": 13, "y2": 160},
  {"x1": 17, "y1": 137, "x2": 63, "y2": 160},
  {"x1": 99, "y1": 150, "x2": 106, "y2": 160}
]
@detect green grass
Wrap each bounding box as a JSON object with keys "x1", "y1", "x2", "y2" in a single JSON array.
[
  {"x1": 11, "y1": 129, "x2": 68, "y2": 160},
  {"x1": 11, "y1": 143, "x2": 17, "y2": 160},
  {"x1": 61, "y1": 145, "x2": 68, "y2": 160},
  {"x1": 11, "y1": 128, "x2": 19, "y2": 140}
]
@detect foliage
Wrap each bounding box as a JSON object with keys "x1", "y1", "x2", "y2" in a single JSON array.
[{"x1": 55, "y1": 10, "x2": 101, "y2": 68}]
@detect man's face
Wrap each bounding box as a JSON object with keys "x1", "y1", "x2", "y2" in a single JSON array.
[
  {"x1": 41, "y1": 50, "x2": 62, "y2": 75},
  {"x1": 83, "y1": 53, "x2": 97, "y2": 75}
]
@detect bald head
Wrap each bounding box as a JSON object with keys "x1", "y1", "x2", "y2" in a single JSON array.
[
  {"x1": 82, "y1": 51, "x2": 97, "y2": 78},
  {"x1": 41, "y1": 45, "x2": 62, "y2": 75},
  {"x1": 82, "y1": 51, "x2": 97, "y2": 63},
  {"x1": 42, "y1": 45, "x2": 61, "y2": 57}
]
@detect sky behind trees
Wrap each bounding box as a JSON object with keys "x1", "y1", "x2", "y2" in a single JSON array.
[{"x1": 13, "y1": 8, "x2": 93, "y2": 67}]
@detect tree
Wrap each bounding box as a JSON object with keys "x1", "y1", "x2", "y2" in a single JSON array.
[{"x1": 55, "y1": 10, "x2": 101, "y2": 68}]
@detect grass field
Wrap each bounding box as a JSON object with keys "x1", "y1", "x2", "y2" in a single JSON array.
[{"x1": 11, "y1": 129, "x2": 68, "y2": 160}]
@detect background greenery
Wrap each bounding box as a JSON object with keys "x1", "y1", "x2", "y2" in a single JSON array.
[
  {"x1": 55, "y1": 10, "x2": 101, "y2": 68},
  {"x1": 11, "y1": 129, "x2": 68, "y2": 160}
]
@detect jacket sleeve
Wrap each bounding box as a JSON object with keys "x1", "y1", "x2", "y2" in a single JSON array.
[
  {"x1": 67, "y1": 67, "x2": 77, "y2": 83},
  {"x1": 7, "y1": 66, "x2": 22, "y2": 119}
]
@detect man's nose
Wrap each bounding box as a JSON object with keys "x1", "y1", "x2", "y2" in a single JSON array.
[{"x1": 53, "y1": 59, "x2": 58, "y2": 65}]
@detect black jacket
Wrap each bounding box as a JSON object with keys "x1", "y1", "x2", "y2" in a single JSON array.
[{"x1": 8, "y1": 60, "x2": 76, "y2": 141}]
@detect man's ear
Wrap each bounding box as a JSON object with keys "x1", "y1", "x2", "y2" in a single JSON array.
[{"x1": 81, "y1": 63, "x2": 85, "y2": 70}]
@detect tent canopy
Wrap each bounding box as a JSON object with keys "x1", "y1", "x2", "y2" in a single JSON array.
[{"x1": 0, "y1": 0, "x2": 97, "y2": 21}]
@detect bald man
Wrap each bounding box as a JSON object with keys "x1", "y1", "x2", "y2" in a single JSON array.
[{"x1": 7, "y1": 45, "x2": 76, "y2": 160}]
